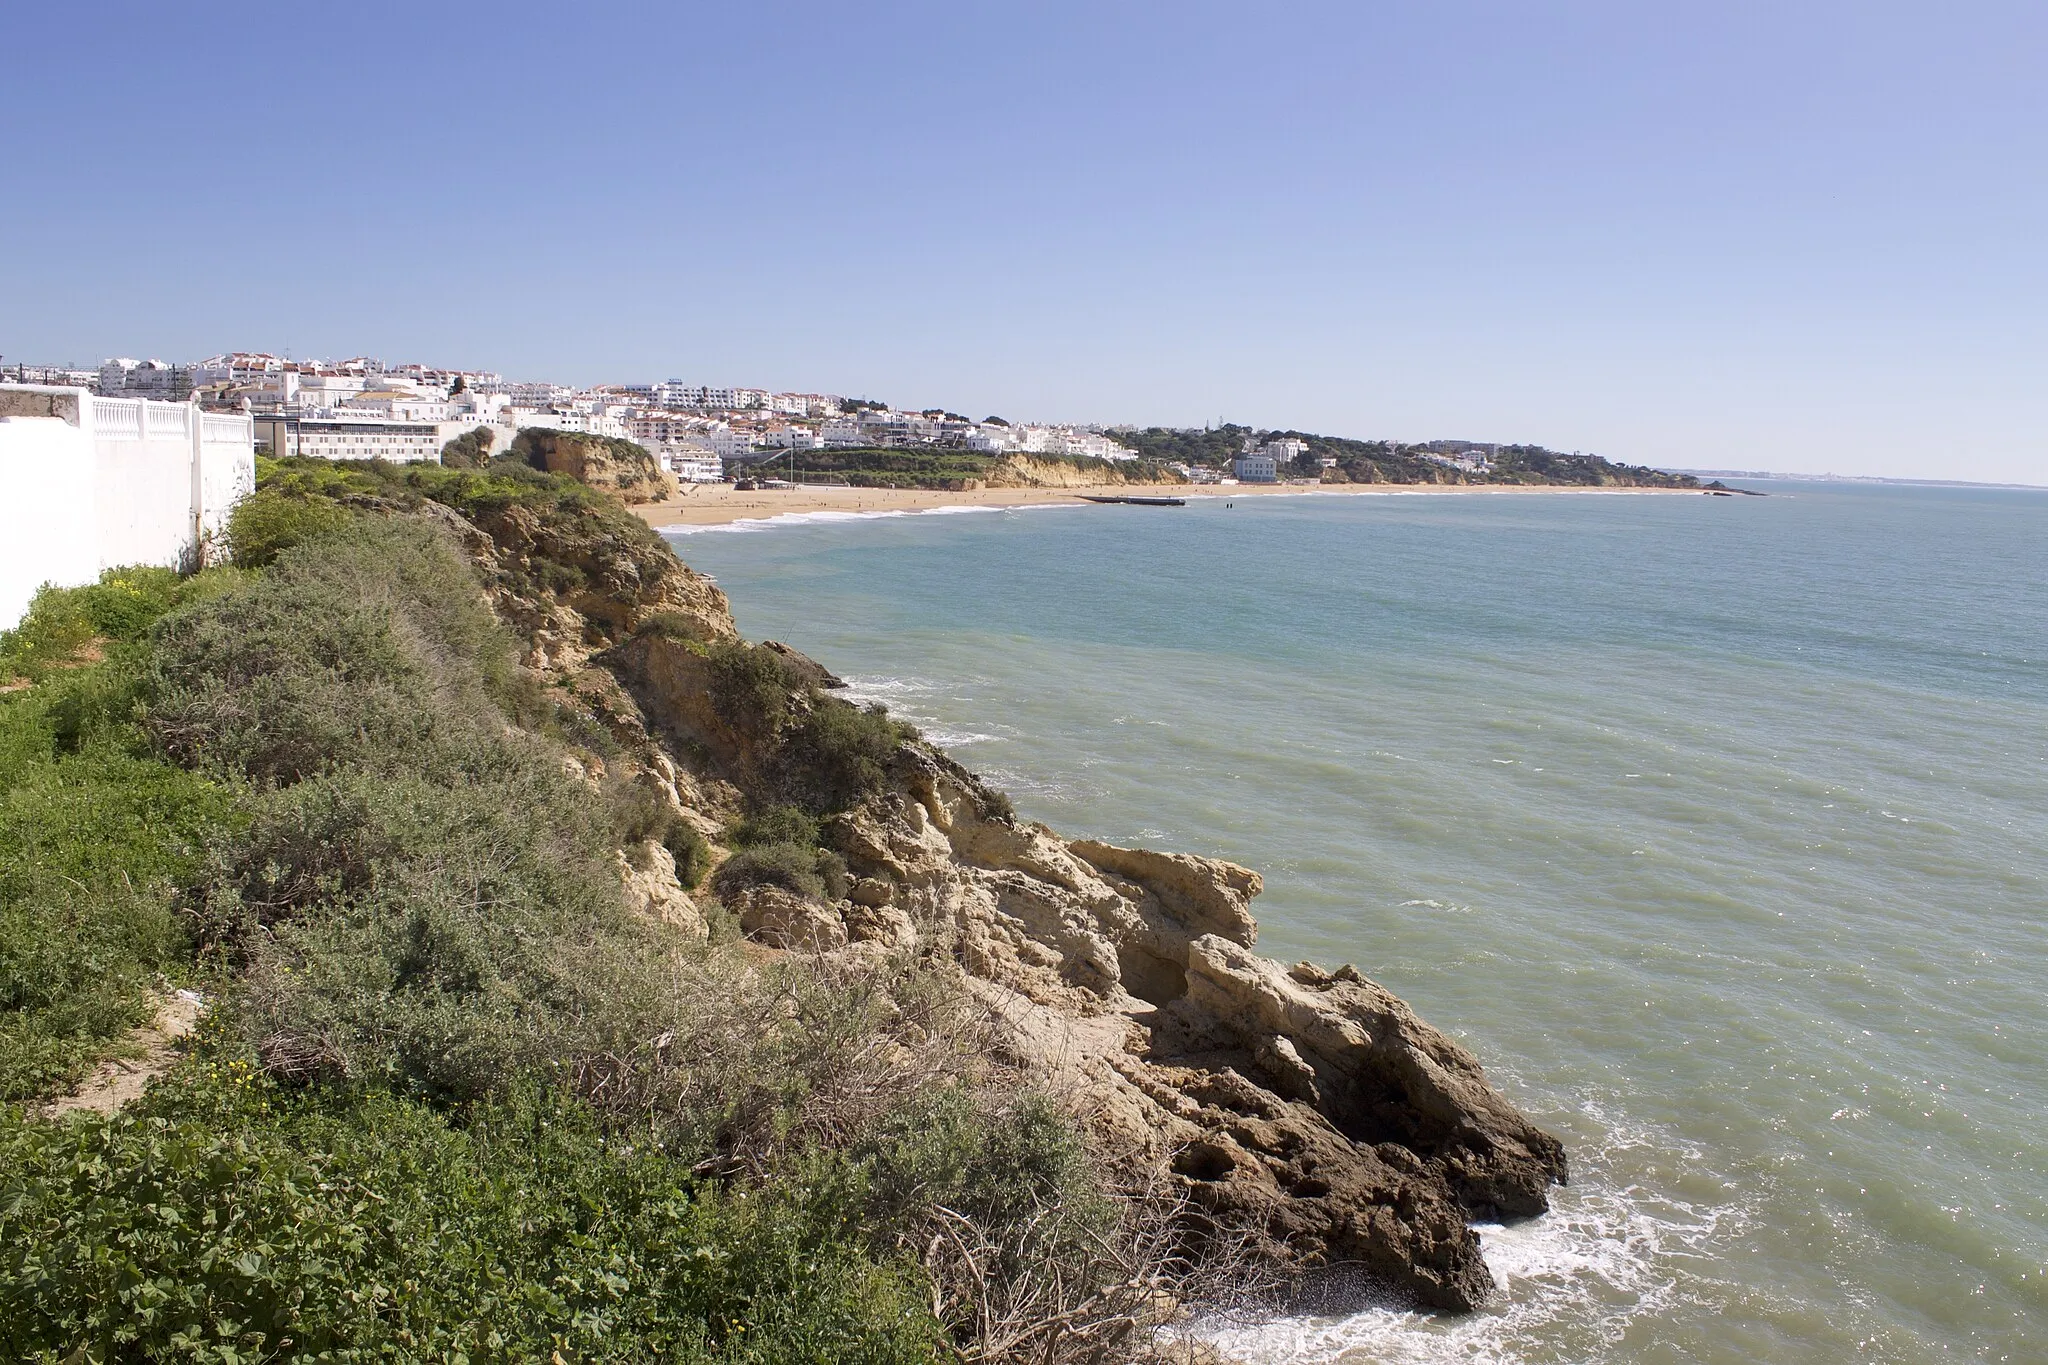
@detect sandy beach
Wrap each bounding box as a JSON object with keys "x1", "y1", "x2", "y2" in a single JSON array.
[{"x1": 635, "y1": 479, "x2": 1699, "y2": 531}]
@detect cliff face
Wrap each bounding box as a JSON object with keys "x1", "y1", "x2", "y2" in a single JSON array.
[
  {"x1": 449, "y1": 498, "x2": 1565, "y2": 1314},
  {"x1": 822, "y1": 755, "x2": 1565, "y2": 1310},
  {"x1": 983, "y1": 455, "x2": 1182, "y2": 489},
  {"x1": 511, "y1": 429, "x2": 679, "y2": 504}
]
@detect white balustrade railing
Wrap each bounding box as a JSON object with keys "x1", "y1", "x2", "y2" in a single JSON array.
[
  {"x1": 202, "y1": 413, "x2": 253, "y2": 445},
  {"x1": 145, "y1": 403, "x2": 192, "y2": 440},
  {"x1": 88, "y1": 396, "x2": 244, "y2": 446},
  {"x1": 89, "y1": 397, "x2": 145, "y2": 440}
]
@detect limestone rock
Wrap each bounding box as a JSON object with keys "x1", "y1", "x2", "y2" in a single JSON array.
[
  {"x1": 517, "y1": 429, "x2": 678, "y2": 504},
  {"x1": 731, "y1": 885, "x2": 848, "y2": 950},
  {"x1": 617, "y1": 840, "x2": 707, "y2": 940},
  {"x1": 848, "y1": 876, "x2": 895, "y2": 908},
  {"x1": 826, "y1": 769, "x2": 1567, "y2": 1309},
  {"x1": 761, "y1": 640, "x2": 844, "y2": 689}
]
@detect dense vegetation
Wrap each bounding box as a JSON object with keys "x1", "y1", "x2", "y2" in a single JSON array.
[
  {"x1": 1109, "y1": 424, "x2": 1698, "y2": 487},
  {"x1": 755, "y1": 446, "x2": 994, "y2": 488},
  {"x1": 0, "y1": 464, "x2": 1148, "y2": 1362},
  {"x1": 748, "y1": 447, "x2": 1175, "y2": 489},
  {"x1": 437, "y1": 423, "x2": 496, "y2": 468}
]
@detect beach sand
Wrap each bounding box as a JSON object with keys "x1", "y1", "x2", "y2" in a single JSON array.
[{"x1": 635, "y1": 480, "x2": 1697, "y2": 530}]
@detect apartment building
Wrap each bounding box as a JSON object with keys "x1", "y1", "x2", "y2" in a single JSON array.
[
  {"x1": 252, "y1": 413, "x2": 442, "y2": 463},
  {"x1": 97, "y1": 358, "x2": 191, "y2": 400}
]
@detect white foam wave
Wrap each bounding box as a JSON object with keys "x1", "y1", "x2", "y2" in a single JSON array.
[
  {"x1": 1197, "y1": 1107, "x2": 1750, "y2": 1364},
  {"x1": 922, "y1": 729, "x2": 1002, "y2": 747},
  {"x1": 662, "y1": 508, "x2": 918, "y2": 536},
  {"x1": 838, "y1": 675, "x2": 937, "y2": 704}
]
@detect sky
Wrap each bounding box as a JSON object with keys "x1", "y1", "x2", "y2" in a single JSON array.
[{"x1": 3, "y1": 2, "x2": 2043, "y2": 483}]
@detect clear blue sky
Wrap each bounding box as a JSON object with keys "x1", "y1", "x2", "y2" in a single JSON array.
[{"x1": 4, "y1": 3, "x2": 2042, "y2": 482}]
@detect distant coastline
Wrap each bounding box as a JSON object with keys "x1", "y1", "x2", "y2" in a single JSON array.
[{"x1": 1674, "y1": 469, "x2": 2048, "y2": 491}]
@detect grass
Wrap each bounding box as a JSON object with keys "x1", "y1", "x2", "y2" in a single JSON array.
[{"x1": 0, "y1": 574, "x2": 242, "y2": 1101}]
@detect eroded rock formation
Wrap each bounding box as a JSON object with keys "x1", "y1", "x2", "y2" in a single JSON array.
[
  {"x1": 438, "y1": 493, "x2": 1566, "y2": 1313},
  {"x1": 512, "y1": 429, "x2": 679, "y2": 504}
]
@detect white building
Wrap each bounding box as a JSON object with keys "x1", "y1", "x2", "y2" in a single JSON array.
[
  {"x1": 1423, "y1": 447, "x2": 1495, "y2": 474},
  {"x1": 667, "y1": 453, "x2": 726, "y2": 483},
  {"x1": 343, "y1": 390, "x2": 453, "y2": 423},
  {"x1": 505, "y1": 407, "x2": 628, "y2": 439},
  {"x1": 253, "y1": 413, "x2": 443, "y2": 463},
  {"x1": 1056, "y1": 429, "x2": 1134, "y2": 461},
  {"x1": 701, "y1": 426, "x2": 755, "y2": 459},
  {"x1": 8, "y1": 364, "x2": 101, "y2": 387},
  {"x1": 1234, "y1": 436, "x2": 1303, "y2": 482},
  {"x1": 1232, "y1": 451, "x2": 1278, "y2": 482},
  {"x1": 294, "y1": 372, "x2": 368, "y2": 407},
  {"x1": 192, "y1": 352, "x2": 290, "y2": 387},
  {"x1": 504, "y1": 381, "x2": 571, "y2": 407},
  {"x1": 760, "y1": 425, "x2": 823, "y2": 449},
  {"x1": 658, "y1": 383, "x2": 738, "y2": 410},
  {"x1": 98, "y1": 358, "x2": 191, "y2": 400},
  {"x1": 628, "y1": 412, "x2": 714, "y2": 446}
]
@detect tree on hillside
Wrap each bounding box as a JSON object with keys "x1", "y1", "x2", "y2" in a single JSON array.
[{"x1": 440, "y1": 425, "x2": 496, "y2": 469}]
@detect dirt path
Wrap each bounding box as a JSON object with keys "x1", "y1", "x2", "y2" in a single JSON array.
[{"x1": 41, "y1": 990, "x2": 206, "y2": 1118}]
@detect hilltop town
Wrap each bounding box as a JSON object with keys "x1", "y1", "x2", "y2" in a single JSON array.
[{"x1": 7, "y1": 351, "x2": 1698, "y2": 491}]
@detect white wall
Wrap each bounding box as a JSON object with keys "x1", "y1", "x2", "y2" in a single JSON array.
[
  {"x1": 93, "y1": 397, "x2": 203, "y2": 572},
  {"x1": 0, "y1": 386, "x2": 255, "y2": 630},
  {"x1": 0, "y1": 409, "x2": 99, "y2": 631}
]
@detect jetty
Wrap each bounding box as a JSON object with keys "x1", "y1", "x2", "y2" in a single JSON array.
[{"x1": 1077, "y1": 494, "x2": 1185, "y2": 506}]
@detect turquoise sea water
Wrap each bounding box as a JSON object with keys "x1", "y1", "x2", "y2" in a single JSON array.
[{"x1": 664, "y1": 483, "x2": 2047, "y2": 1363}]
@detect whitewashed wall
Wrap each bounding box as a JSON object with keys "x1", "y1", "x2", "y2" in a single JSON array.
[
  {"x1": 0, "y1": 407, "x2": 100, "y2": 631},
  {"x1": 0, "y1": 385, "x2": 255, "y2": 630}
]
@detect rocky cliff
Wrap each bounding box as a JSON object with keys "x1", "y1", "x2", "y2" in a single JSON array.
[
  {"x1": 983, "y1": 454, "x2": 1185, "y2": 488},
  {"x1": 440, "y1": 491, "x2": 1565, "y2": 1314},
  {"x1": 510, "y1": 429, "x2": 678, "y2": 504}
]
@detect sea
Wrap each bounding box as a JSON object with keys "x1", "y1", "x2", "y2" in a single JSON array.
[{"x1": 662, "y1": 482, "x2": 2047, "y2": 1364}]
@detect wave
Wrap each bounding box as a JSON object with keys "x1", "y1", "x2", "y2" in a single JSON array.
[
  {"x1": 835, "y1": 675, "x2": 1006, "y2": 748},
  {"x1": 1195, "y1": 1102, "x2": 1751, "y2": 1364},
  {"x1": 838, "y1": 675, "x2": 938, "y2": 703}
]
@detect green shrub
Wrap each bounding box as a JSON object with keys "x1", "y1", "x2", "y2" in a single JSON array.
[
  {"x1": 706, "y1": 640, "x2": 793, "y2": 735},
  {"x1": 216, "y1": 763, "x2": 650, "y2": 1102},
  {"x1": 438, "y1": 423, "x2": 496, "y2": 469},
  {"x1": 712, "y1": 841, "x2": 831, "y2": 902},
  {"x1": 609, "y1": 776, "x2": 712, "y2": 888},
  {"x1": 666, "y1": 820, "x2": 713, "y2": 890},
  {"x1": 858, "y1": 1087, "x2": 1096, "y2": 1234},
  {"x1": 634, "y1": 610, "x2": 713, "y2": 642},
  {"x1": 225, "y1": 488, "x2": 358, "y2": 569},
  {"x1": 0, "y1": 586, "x2": 94, "y2": 679},
  {"x1": 148, "y1": 519, "x2": 528, "y2": 784},
  {"x1": 0, "y1": 1075, "x2": 944, "y2": 1363},
  {"x1": 731, "y1": 803, "x2": 822, "y2": 850},
  {"x1": 778, "y1": 699, "x2": 914, "y2": 813}
]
